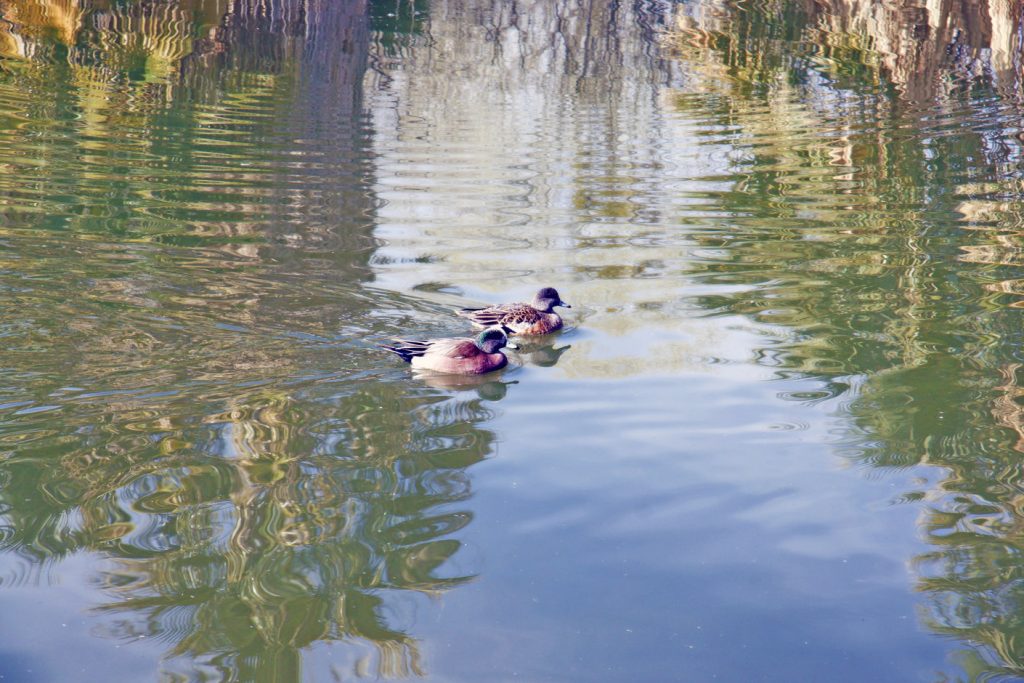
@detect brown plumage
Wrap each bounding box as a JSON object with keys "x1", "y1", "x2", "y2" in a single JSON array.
[{"x1": 456, "y1": 287, "x2": 571, "y2": 336}]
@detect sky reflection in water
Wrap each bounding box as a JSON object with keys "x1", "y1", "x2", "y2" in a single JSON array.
[{"x1": 2, "y1": 0, "x2": 1024, "y2": 680}]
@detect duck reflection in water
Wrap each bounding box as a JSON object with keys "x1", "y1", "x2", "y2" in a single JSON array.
[
  {"x1": 402, "y1": 332, "x2": 571, "y2": 390},
  {"x1": 512, "y1": 339, "x2": 572, "y2": 368},
  {"x1": 415, "y1": 372, "x2": 519, "y2": 400}
]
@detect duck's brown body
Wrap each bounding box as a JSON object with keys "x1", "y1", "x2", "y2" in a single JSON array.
[
  {"x1": 456, "y1": 287, "x2": 570, "y2": 336},
  {"x1": 457, "y1": 303, "x2": 563, "y2": 335}
]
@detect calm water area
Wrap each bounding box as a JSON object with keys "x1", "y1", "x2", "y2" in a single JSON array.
[{"x1": 3, "y1": 0, "x2": 1024, "y2": 680}]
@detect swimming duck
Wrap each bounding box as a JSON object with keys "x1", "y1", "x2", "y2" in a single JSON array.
[
  {"x1": 382, "y1": 327, "x2": 517, "y2": 375},
  {"x1": 456, "y1": 287, "x2": 571, "y2": 336}
]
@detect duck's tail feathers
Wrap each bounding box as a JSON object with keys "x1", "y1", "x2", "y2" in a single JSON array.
[
  {"x1": 381, "y1": 340, "x2": 431, "y2": 363},
  {"x1": 455, "y1": 307, "x2": 502, "y2": 327}
]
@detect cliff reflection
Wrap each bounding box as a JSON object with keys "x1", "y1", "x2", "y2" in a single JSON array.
[{"x1": 666, "y1": 0, "x2": 1024, "y2": 677}]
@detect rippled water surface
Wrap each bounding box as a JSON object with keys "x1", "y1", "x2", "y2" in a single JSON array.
[{"x1": 4, "y1": 0, "x2": 1024, "y2": 680}]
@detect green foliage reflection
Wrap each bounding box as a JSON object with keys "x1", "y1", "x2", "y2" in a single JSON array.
[
  {"x1": 0, "y1": 380, "x2": 504, "y2": 679},
  {"x1": 667, "y1": 0, "x2": 1024, "y2": 678}
]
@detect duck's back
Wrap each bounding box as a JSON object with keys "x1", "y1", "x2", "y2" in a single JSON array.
[
  {"x1": 498, "y1": 303, "x2": 562, "y2": 335},
  {"x1": 459, "y1": 302, "x2": 542, "y2": 328}
]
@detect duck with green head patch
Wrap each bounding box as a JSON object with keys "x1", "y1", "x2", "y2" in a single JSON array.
[
  {"x1": 456, "y1": 287, "x2": 571, "y2": 336},
  {"x1": 382, "y1": 326, "x2": 517, "y2": 375}
]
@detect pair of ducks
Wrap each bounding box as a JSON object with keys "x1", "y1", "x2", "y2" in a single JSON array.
[{"x1": 383, "y1": 287, "x2": 571, "y2": 374}]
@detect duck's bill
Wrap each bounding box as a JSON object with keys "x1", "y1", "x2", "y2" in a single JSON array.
[
  {"x1": 559, "y1": 301, "x2": 572, "y2": 308},
  {"x1": 506, "y1": 341, "x2": 520, "y2": 350}
]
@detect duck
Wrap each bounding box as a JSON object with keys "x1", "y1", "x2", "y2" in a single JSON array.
[
  {"x1": 455, "y1": 287, "x2": 571, "y2": 336},
  {"x1": 382, "y1": 326, "x2": 517, "y2": 375}
]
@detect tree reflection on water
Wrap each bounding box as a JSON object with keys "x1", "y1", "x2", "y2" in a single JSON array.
[
  {"x1": 668, "y1": 0, "x2": 1024, "y2": 677},
  {"x1": 0, "y1": 1, "x2": 492, "y2": 679},
  {"x1": 4, "y1": 0, "x2": 1024, "y2": 679},
  {"x1": 1, "y1": 377, "x2": 510, "y2": 679}
]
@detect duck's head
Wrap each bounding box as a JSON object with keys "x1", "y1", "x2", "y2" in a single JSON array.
[
  {"x1": 476, "y1": 327, "x2": 518, "y2": 353},
  {"x1": 532, "y1": 286, "x2": 571, "y2": 312}
]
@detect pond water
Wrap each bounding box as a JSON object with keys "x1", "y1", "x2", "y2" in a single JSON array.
[{"x1": 2, "y1": 0, "x2": 1024, "y2": 680}]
